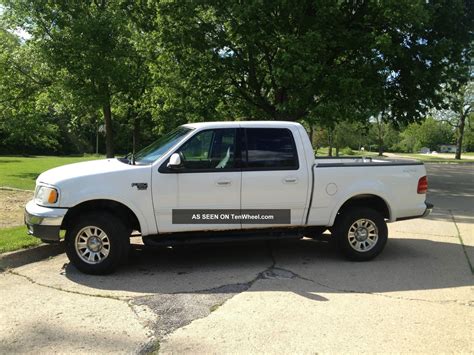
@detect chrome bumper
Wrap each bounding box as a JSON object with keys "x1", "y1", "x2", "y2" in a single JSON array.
[{"x1": 24, "y1": 200, "x2": 68, "y2": 241}]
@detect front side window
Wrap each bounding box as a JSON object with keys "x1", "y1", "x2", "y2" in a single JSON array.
[
  {"x1": 245, "y1": 128, "x2": 298, "y2": 169},
  {"x1": 135, "y1": 126, "x2": 193, "y2": 164},
  {"x1": 177, "y1": 128, "x2": 237, "y2": 170}
]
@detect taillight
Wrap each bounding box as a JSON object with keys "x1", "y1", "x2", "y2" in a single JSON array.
[{"x1": 417, "y1": 176, "x2": 428, "y2": 194}]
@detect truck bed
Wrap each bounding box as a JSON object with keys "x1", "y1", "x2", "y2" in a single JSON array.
[{"x1": 307, "y1": 157, "x2": 427, "y2": 226}]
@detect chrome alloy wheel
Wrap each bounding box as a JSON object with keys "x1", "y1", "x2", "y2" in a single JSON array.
[
  {"x1": 347, "y1": 218, "x2": 379, "y2": 252},
  {"x1": 75, "y1": 226, "x2": 110, "y2": 264}
]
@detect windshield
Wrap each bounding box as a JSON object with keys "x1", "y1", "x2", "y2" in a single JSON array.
[{"x1": 134, "y1": 126, "x2": 193, "y2": 164}]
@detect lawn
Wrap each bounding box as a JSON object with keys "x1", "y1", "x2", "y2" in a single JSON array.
[
  {"x1": 388, "y1": 153, "x2": 474, "y2": 163},
  {"x1": 0, "y1": 226, "x2": 42, "y2": 253},
  {"x1": 0, "y1": 155, "x2": 102, "y2": 190},
  {"x1": 313, "y1": 148, "x2": 473, "y2": 163}
]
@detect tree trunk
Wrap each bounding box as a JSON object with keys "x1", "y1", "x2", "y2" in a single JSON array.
[
  {"x1": 102, "y1": 101, "x2": 114, "y2": 158},
  {"x1": 455, "y1": 113, "x2": 466, "y2": 160},
  {"x1": 377, "y1": 122, "x2": 384, "y2": 156},
  {"x1": 335, "y1": 145, "x2": 340, "y2": 157},
  {"x1": 377, "y1": 111, "x2": 385, "y2": 157},
  {"x1": 133, "y1": 115, "x2": 141, "y2": 154},
  {"x1": 328, "y1": 130, "x2": 333, "y2": 157}
]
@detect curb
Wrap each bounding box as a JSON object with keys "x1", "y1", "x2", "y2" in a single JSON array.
[{"x1": 0, "y1": 242, "x2": 64, "y2": 270}]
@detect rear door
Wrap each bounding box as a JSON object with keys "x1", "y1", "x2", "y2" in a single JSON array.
[{"x1": 240, "y1": 127, "x2": 309, "y2": 228}]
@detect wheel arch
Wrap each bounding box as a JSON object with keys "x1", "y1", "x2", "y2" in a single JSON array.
[
  {"x1": 331, "y1": 194, "x2": 392, "y2": 224},
  {"x1": 61, "y1": 199, "x2": 141, "y2": 233}
]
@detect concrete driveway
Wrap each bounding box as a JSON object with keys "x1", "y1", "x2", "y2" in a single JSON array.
[{"x1": 1, "y1": 164, "x2": 473, "y2": 353}]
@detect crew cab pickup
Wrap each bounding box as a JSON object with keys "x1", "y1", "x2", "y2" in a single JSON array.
[{"x1": 25, "y1": 121, "x2": 432, "y2": 274}]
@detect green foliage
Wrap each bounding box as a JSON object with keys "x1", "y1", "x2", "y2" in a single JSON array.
[
  {"x1": 398, "y1": 117, "x2": 454, "y2": 152},
  {"x1": 147, "y1": 0, "x2": 472, "y2": 126},
  {"x1": 1, "y1": 0, "x2": 153, "y2": 157},
  {"x1": 0, "y1": 1, "x2": 472, "y2": 156},
  {"x1": 341, "y1": 147, "x2": 355, "y2": 156}
]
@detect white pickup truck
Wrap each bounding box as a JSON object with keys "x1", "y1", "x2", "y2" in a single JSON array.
[{"x1": 25, "y1": 121, "x2": 432, "y2": 274}]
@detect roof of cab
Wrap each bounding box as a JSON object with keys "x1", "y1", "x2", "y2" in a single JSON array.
[{"x1": 182, "y1": 121, "x2": 303, "y2": 129}]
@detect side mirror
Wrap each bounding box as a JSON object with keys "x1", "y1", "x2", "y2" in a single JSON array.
[{"x1": 167, "y1": 153, "x2": 182, "y2": 169}]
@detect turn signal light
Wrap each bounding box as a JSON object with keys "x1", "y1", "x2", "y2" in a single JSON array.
[
  {"x1": 417, "y1": 176, "x2": 428, "y2": 194},
  {"x1": 48, "y1": 189, "x2": 58, "y2": 203}
]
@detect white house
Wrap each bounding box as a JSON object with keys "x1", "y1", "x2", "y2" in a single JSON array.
[{"x1": 439, "y1": 144, "x2": 457, "y2": 153}]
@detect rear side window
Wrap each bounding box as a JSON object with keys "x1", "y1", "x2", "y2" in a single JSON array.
[{"x1": 245, "y1": 128, "x2": 299, "y2": 170}]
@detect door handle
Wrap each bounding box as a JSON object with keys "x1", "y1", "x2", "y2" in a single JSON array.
[
  {"x1": 216, "y1": 180, "x2": 232, "y2": 186},
  {"x1": 283, "y1": 177, "x2": 298, "y2": 184}
]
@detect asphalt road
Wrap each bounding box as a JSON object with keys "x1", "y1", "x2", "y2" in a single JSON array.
[{"x1": 0, "y1": 163, "x2": 473, "y2": 353}]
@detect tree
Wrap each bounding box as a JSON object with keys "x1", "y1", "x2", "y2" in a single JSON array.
[
  {"x1": 369, "y1": 114, "x2": 401, "y2": 156},
  {"x1": 140, "y1": 1, "x2": 472, "y2": 129},
  {"x1": 2, "y1": 0, "x2": 151, "y2": 157},
  {"x1": 398, "y1": 117, "x2": 454, "y2": 152},
  {"x1": 434, "y1": 80, "x2": 473, "y2": 159},
  {"x1": 0, "y1": 27, "x2": 60, "y2": 153}
]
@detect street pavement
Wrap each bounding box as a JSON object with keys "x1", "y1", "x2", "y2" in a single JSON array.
[{"x1": 0, "y1": 163, "x2": 472, "y2": 353}]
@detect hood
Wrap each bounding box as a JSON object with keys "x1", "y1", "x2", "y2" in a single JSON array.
[{"x1": 37, "y1": 159, "x2": 135, "y2": 186}]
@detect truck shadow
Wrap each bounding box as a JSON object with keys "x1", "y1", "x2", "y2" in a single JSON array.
[{"x1": 63, "y1": 237, "x2": 474, "y2": 300}]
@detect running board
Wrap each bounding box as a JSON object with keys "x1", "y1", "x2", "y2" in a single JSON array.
[{"x1": 142, "y1": 228, "x2": 304, "y2": 247}]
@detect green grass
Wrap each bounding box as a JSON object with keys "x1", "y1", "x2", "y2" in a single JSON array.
[
  {"x1": 313, "y1": 147, "x2": 473, "y2": 162},
  {"x1": 0, "y1": 155, "x2": 102, "y2": 190},
  {"x1": 389, "y1": 153, "x2": 474, "y2": 163},
  {"x1": 0, "y1": 226, "x2": 42, "y2": 253}
]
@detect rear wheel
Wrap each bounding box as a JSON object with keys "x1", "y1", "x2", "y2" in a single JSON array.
[
  {"x1": 65, "y1": 212, "x2": 129, "y2": 274},
  {"x1": 333, "y1": 208, "x2": 387, "y2": 261}
]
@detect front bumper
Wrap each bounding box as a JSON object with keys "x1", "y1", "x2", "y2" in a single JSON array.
[{"x1": 24, "y1": 200, "x2": 68, "y2": 241}]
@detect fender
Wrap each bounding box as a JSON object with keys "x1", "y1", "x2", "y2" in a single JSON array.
[
  {"x1": 64, "y1": 193, "x2": 154, "y2": 236},
  {"x1": 328, "y1": 183, "x2": 394, "y2": 226}
]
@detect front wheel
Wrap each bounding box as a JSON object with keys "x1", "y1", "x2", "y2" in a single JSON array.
[
  {"x1": 333, "y1": 208, "x2": 387, "y2": 261},
  {"x1": 65, "y1": 212, "x2": 129, "y2": 274}
]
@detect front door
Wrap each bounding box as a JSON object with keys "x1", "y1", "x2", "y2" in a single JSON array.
[{"x1": 153, "y1": 128, "x2": 241, "y2": 233}]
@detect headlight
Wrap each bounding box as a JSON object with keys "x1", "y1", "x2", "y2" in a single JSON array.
[{"x1": 35, "y1": 185, "x2": 59, "y2": 205}]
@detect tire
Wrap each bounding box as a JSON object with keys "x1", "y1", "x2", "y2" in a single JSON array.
[
  {"x1": 333, "y1": 208, "x2": 387, "y2": 261},
  {"x1": 65, "y1": 212, "x2": 130, "y2": 274}
]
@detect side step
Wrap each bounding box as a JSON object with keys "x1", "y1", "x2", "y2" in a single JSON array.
[{"x1": 141, "y1": 228, "x2": 304, "y2": 247}]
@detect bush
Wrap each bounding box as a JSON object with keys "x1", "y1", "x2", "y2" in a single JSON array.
[{"x1": 341, "y1": 147, "x2": 355, "y2": 155}]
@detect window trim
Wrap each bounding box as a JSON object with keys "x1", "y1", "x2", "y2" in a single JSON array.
[
  {"x1": 158, "y1": 128, "x2": 242, "y2": 174},
  {"x1": 242, "y1": 127, "x2": 300, "y2": 171}
]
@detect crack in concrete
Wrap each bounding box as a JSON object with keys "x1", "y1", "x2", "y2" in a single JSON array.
[
  {"x1": 136, "y1": 242, "x2": 277, "y2": 353},
  {"x1": 5, "y1": 269, "x2": 130, "y2": 301},
  {"x1": 6, "y1": 236, "x2": 473, "y2": 355},
  {"x1": 449, "y1": 210, "x2": 474, "y2": 274}
]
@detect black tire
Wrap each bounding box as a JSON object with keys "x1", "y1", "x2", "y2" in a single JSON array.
[
  {"x1": 332, "y1": 208, "x2": 387, "y2": 261},
  {"x1": 65, "y1": 212, "x2": 130, "y2": 274}
]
